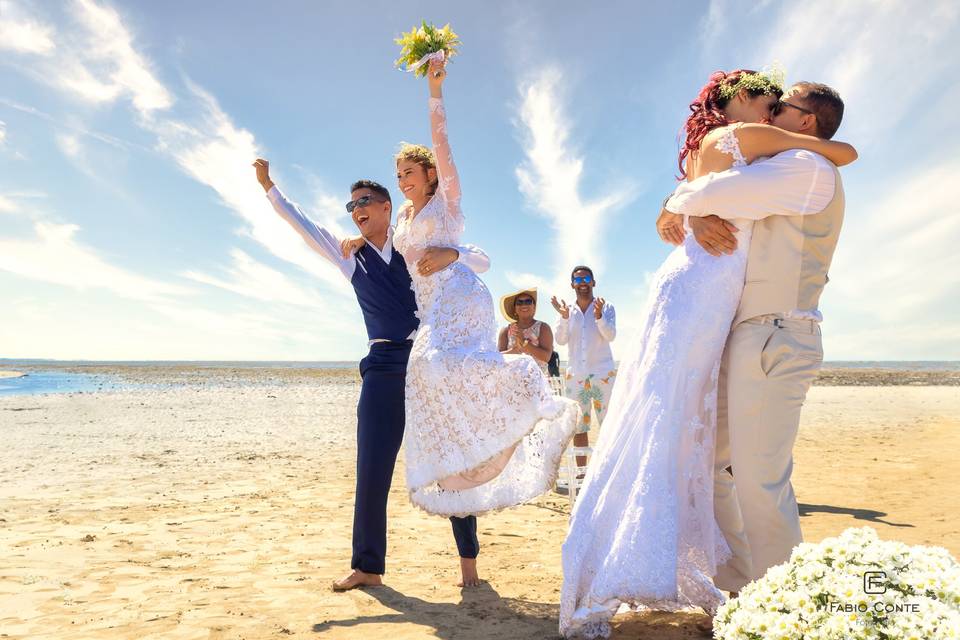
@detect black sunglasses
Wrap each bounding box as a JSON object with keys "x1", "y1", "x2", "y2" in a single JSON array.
[
  {"x1": 772, "y1": 99, "x2": 814, "y2": 117},
  {"x1": 515, "y1": 298, "x2": 535, "y2": 306},
  {"x1": 345, "y1": 195, "x2": 385, "y2": 213},
  {"x1": 572, "y1": 275, "x2": 593, "y2": 285}
]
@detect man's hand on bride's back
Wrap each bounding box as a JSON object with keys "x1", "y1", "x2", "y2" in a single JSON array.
[{"x1": 689, "y1": 215, "x2": 738, "y2": 257}]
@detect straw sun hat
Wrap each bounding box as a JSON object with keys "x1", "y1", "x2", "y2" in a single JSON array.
[{"x1": 500, "y1": 288, "x2": 538, "y2": 323}]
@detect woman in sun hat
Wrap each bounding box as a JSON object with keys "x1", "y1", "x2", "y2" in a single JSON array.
[{"x1": 497, "y1": 288, "x2": 554, "y2": 374}]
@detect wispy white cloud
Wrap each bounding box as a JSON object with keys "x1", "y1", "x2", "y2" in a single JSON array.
[
  {"x1": 0, "y1": 287, "x2": 363, "y2": 361},
  {"x1": 514, "y1": 68, "x2": 636, "y2": 291},
  {"x1": 182, "y1": 248, "x2": 329, "y2": 308},
  {"x1": 825, "y1": 162, "x2": 960, "y2": 358},
  {"x1": 0, "y1": 221, "x2": 191, "y2": 303},
  {"x1": 3, "y1": 1, "x2": 353, "y2": 299},
  {"x1": 56, "y1": 132, "x2": 82, "y2": 158},
  {"x1": 0, "y1": 6, "x2": 56, "y2": 55},
  {"x1": 62, "y1": 0, "x2": 172, "y2": 115},
  {"x1": 702, "y1": 0, "x2": 960, "y2": 140},
  {"x1": 0, "y1": 120, "x2": 6, "y2": 146},
  {"x1": 504, "y1": 270, "x2": 552, "y2": 297},
  {"x1": 0, "y1": 195, "x2": 17, "y2": 214},
  {"x1": 148, "y1": 81, "x2": 353, "y2": 296},
  {"x1": 0, "y1": 190, "x2": 46, "y2": 216}
]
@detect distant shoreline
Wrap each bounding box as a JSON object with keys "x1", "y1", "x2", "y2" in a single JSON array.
[
  {"x1": 2, "y1": 363, "x2": 958, "y2": 387},
  {"x1": 0, "y1": 370, "x2": 25, "y2": 379}
]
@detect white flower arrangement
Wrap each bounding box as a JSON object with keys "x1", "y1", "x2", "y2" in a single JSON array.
[{"x1": 715, "y1": 527, "x2": 960, "y2": 639}]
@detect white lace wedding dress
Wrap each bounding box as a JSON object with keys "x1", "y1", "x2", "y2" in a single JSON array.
[
  {"x1": 395, "y1": 96, "x2": 580, "y2": 517},
  {"x1": 559, "y1": 127, "x2": 753, "y2": 638}
]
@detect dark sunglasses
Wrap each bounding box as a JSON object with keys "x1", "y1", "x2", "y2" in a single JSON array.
[
  {"x1": 345, "y1": 195, "x2": 385, "y2": 213},
  {"x1": 772, "y1": 99, "x2": 814, "y2": 117},
  {"x1": 572, "y1": 275, "x2": 593, "y2": 285},
  {"x1": 515, "y1": 298, "x2": 535, "y2": 306}
]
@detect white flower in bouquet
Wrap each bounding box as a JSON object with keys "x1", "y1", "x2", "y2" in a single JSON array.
[{"x1": 714, "y1": 527, "x2": 960, "y2": 639}]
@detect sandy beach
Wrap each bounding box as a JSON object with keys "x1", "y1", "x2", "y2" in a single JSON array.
[
  {"x1": 1, "y1": 367, "x2": 958, "y2": 639},
  {"x1": 0, "y1": 371, "x2": 25, "y2": 379}
]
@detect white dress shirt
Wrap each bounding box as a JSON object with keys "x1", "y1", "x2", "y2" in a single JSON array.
[
  {"x1": 267, "y1": 185, "x2": 491, "y2": 340},
  {"x1": 665, "y1": 149, "x2": 837, "y2": 321},
  {"x1": 267, "y1": 185, "x2": 490, "y2": 279},
  {"x1": 555, "y1": 300, "x2": 617, "y2": 377}
]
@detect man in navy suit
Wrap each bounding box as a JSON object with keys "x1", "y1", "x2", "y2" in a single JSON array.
[{"x1": 254, "y1": 159, "x2": 488, "y2": 591}]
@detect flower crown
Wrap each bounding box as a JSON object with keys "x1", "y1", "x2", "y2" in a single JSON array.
[{"x1": 717, "y1": 66, "x2": 785, "y2": 101}]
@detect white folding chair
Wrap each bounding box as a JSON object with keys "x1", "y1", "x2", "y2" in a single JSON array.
[{"x1": 549, "y1": 376, "x2": 594, "y2": 508}]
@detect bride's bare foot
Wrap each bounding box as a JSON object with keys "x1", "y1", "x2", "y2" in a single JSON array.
[
  {"x1": 331, "y1": 569, "x2": 382, "y2": 591},
  {"x1": 456, "y1": 557, "x2": 482, "y2": 587}
]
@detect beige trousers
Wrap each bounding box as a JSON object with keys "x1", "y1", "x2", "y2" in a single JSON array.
[{"x1": 713, "y1": 315, "x2": 823, "y2": 592}]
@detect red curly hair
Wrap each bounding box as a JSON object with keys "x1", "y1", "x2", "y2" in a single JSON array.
[{"x1": 678, "y1": 69, "x2": 782, "y2": 179}]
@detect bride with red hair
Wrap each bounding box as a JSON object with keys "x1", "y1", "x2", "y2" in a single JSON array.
[{"x1": 559, "y1": 69, "x2": 857, "y2": 638}]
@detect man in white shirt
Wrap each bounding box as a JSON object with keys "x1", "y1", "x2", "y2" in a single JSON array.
[
  {"x1": 552, "y1": 266, "x2": 617, "y2": 472},
  {"x1": 659, "y1": 82, "x2": 848, "y2": 593}
]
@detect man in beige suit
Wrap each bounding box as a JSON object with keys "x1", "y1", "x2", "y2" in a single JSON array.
[{"x1": 664, "y1": 82, "x2": 848, "y2": 593}]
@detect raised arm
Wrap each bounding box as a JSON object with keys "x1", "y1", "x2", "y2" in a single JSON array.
[
  {"x1": 427, "y1": 59, "x2": 463, "y2": 217},
  {"x1": 253, "y1": 159, "x2": 353, "y2": 279},
  {"x1": 735, "y1": 123, "x2": 857, "y2": 166}
]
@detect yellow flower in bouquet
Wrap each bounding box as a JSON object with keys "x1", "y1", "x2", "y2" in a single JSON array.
[{"x1": 394, "y1": 20, "x2": 461, "y2": 77}]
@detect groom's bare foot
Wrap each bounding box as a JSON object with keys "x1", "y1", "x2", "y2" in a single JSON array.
[
  {"x1": 456, "y1": 557, "x2": 482, "y2": 587},
  {"x1": 331, "y1": 569, "x2": 382, "y2": 591}
]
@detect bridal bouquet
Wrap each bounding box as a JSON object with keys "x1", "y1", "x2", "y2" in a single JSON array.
[
  {"x1": 394, "y1": 21, "x2": 461, "y2": 77},
  {"x1": 714, "y1": 527, "x2": 960, "y2": 640}
]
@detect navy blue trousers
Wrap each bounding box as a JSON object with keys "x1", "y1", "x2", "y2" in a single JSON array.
[{"x1": 351, "y1": 341, "x2": 479, "y2": 575}]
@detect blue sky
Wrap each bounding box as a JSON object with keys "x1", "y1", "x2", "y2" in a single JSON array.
[{"x1": 1, "y1": 0, "x2": 958, "y2": 361}]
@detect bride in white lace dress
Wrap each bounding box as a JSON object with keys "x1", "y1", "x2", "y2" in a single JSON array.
[
  {"x1": 386, "y1": 59, "x2": 579, "y2": 516},
  {"x1": 558, "y1": 70, "x2": 858, "y2": 638}
]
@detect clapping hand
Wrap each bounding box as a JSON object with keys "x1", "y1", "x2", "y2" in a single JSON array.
[
  {"x1": 593, "y1": 297, "x2": 606, "y2": 320},
  {"x1": 551, "y1": 296, "x2": 570, "y2": 320}
]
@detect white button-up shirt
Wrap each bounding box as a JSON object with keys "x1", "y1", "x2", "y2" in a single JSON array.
[
  {"x1": 267, "y1": 185, "x2": 491, "y2": 341},
  {"x1": 555, "y1": 300, "x2": 617, "y2": 377},
  {"x1": 665, "y1": 149, "x2": 837, "y2": 321},
  {"x1": 267, "y1": 185, "x2": 490, "y2": 280}
]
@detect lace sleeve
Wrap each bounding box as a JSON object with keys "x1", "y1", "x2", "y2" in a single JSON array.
[
  {"x1": 429, "y1": 96, "x2": 464, "y2": 223},
  {"x1": 714, "y1": 124, "x2": 747, "y2": 167}
]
